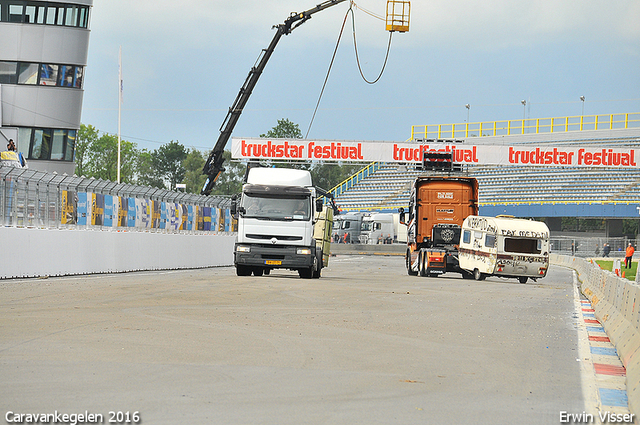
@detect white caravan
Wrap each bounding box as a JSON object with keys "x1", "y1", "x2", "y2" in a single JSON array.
[{"x1": 458, "y1": 215, "x2": 550, "y2": 283}]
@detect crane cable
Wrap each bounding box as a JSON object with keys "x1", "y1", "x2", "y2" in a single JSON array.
[
  {"x1": 350, "y1": 3, "x2": 394, "y2": 85},
  {"x1": 306, "y1": 1, "x2": 393, "y2": 138}
]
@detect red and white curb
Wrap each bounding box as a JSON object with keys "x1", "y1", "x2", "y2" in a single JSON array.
[{"x1": 573, "y1": 272, "x2": 634, "y2": 423}]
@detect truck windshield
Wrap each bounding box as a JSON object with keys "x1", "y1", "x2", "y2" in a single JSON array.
[
  {"x1": 361, "y1": 222, "x2": 372, "y2": 232},
  {"x1": 241, "y1": 194, "x2": 310, "y2": 221}
]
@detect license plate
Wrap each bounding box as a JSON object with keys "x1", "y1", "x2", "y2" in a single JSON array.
[{"x1": 265, "y1": 260, "x2": 282, "y2": 266}]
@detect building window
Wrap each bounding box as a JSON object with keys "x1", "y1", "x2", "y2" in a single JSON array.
[
  {"x1": 65, "y1": 130, "x2": 76, "y2": 161},
  {"x1": 1, "y1": 61, "x2": 83, "y2": 88},
  {"x1": 0, "y1": 1, "x2": 89, "y2": 28},
  {"x1": 20, "y1": 127, "x2": 76, "y2": 162},
  {"x1": 0, "y1": 61, "x2": 17, "y2": 84},
  {"x1": 39, "y1": 63, "x2": 58, "y2": 85},
  {"x1": 18, "y1": 62, "x2": 38, "y2": 84}
]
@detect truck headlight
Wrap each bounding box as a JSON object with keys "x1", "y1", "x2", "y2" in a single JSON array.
[
  {"x1": 236, "y1": 245, "x2": 251, "y2": 253},
  {"x1": 297, "y1": 248, "x2": 312, "y2": 255}
]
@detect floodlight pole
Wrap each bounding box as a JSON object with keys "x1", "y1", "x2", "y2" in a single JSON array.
[{"x1": 117, "y1": 46, "x2": 122, "y2": 184}]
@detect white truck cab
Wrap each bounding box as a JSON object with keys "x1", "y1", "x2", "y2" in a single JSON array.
[
  {"x1": 458, "y1": 215, "x2": 550, "y2": 283},
  {"x1": 233, "y1": 167, "x2": 330, "y2": 278},
  {"x1": 360, "y1": 213, "x2": 395, "y2": 244}
]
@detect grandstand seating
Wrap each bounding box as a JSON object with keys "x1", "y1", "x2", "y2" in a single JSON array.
[{"x1": 332, "y1": 135, "x2": 640, "y2": 212}]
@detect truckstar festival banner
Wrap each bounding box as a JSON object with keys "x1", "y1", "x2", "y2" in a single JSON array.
[{"x1": 231, "y1": 138, "x2": 640, "y2": 168}]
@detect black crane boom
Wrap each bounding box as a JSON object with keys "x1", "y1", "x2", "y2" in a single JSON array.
[{"x1": 201, "y1": 0, "x2": 348, "y2": 195}]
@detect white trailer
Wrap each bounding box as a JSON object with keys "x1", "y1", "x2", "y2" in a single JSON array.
[{"x1": 458, "y1": 215, "x2": 550, "y2": 283}]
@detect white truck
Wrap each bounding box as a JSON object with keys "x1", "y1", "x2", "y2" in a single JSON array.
[
  {"x1": 458, "y1": 215, "x2": 550, "y2": 283},
  {"x1": 232, "y1": 167, "x2": 333, "y2": 278},
  {"x1": 360, "y1": 212, "x2": 395, "y2": 244}
]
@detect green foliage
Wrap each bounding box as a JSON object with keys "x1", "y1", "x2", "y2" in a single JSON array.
[
  {"x1": 259, "y1": 118, "x2": 302, "y2": 139},
  {"x1": 208, "y1": 151, "x2": 245, "y2": 196},
  {"x1": 84, "y1": 132, "x2": 137, "y2": 183},
  {"x1": 183, "y1": 148, "x2": 207, "y2": 194},
  {"x1": 136, "y1": 150, "x2": 165, "y2": 189},
  {"x1": 75, "y1": 124, "x2": 99, "y2": 177},
  {"x1": 154, "y1": 141, "x2": 187, "y2": 190},
  {"x1": 310, "y1": 162, "x2": 362, "y2": 191}
]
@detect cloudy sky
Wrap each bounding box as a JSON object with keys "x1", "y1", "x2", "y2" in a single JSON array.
[{"x1": 81, "y1": 0, "x2": 640, "y2": 153}]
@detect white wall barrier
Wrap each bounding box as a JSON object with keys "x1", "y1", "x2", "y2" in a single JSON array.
[
  {"x1": 0, "y1": 227, "x2": 235, "y2": 279},
  {"x1": 552, "y1": 254, "x2": 640, "y2": 415}
]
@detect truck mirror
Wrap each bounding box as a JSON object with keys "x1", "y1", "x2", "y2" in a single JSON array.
[
  {"x1": 230, "y1": 196, "x2": 238, "y2": 217},
  {"x1": 398, "y1": 207, "x2": 406, "y2": 225},
  {"x1": 316, "y1": 198, "x2": 324, "y2": 212}
]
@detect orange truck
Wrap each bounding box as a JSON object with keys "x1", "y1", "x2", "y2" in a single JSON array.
[{"x1": 399, "y1": 176, "x2": 479, "y2": 277}]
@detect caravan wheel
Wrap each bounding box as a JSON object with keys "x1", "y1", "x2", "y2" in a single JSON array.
[{"x1": 473, "y1": 268, "x2": 485, "y2": 281}]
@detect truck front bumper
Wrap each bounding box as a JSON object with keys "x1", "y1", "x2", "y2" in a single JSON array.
[{"x1": 234, "y1": 243, "x2": 315, "y2": 270}]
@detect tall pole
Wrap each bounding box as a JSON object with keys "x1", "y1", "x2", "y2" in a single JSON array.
[{"x1": 117, "y1": 46, "x2": 122, "y2": 183}]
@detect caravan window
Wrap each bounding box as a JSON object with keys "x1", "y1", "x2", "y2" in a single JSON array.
[
  {"x1": 485, "y1": 234, "x2": 496, "y2": 248},
  {"x1": 462, "y1": 230, "x2": 471, "y2": 244},
  {"x1": 504, "y1": 238, "x2": 541, "y2": 254}
]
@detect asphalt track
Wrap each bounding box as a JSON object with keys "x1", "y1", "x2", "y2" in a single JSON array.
[{"x1": 1, "y1": 255, "x2": 588, "y2": 424}]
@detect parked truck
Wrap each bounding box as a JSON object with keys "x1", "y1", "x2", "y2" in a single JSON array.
[
  {"x1": 232, "y1": 167, "x2": 334, "y2": 278},
  {"x1": 333, "y1": 211, "x2": 363, "y2": 243},
  {"x1": 360, "y1": 212, "x2": 395, "y2": 244},
  {"x1": 400, "y1": 175, "x2": 479, "y2": 277}
]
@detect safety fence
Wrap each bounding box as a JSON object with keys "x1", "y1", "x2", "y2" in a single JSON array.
[
  {"x1": 1, "y1": 166, "x2": 234, "y2": 233},
  {"x1": 552, "y1": 254, "x2": 640, "y2": 414},
  {"x1": 411, "y1": 112, "x2": 640, "y2": 140}
]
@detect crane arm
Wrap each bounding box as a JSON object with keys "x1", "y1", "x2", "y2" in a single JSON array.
[{"x1": 201, "y1": 0, "x2": 349, "y2": 195}]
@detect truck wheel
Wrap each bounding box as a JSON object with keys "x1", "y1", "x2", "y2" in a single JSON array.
[
  {"x1": 518, "y1": 276, "x2": 528, "y2": 284},
  {"x1": 236, "y1": 265, "x2": 251, "y2": 276},
  {"x1": 299, "y1": 268, "x2": 313, "y2": 279},
  {"x1": 419, "y1": 251, "x2": 427, "y2": 277},
  {"x1": 406, "y1": 251, "x2": 418, "y2": 276},
  {"x1": 312, "y1": 251, "x2": 322, "y2": 279},
  {"x1": 473, "y1": 268, "x2": 485, "y2": 281}
]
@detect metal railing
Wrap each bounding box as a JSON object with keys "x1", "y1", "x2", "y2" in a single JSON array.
[
  {"x1": 1, "y1": 166, "x2": 233, "y2": 232},
  {"x1": 411, "y1": 112, "x2": 640, "y2": 141},
  {"x1": 328, "y1": 162, "x2": 381, "y2": 200}
]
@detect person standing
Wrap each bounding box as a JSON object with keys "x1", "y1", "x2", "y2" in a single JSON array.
[
  {"x1": 603, "y1": 243, "x2": 611, "y2": 258},
  {"x1": 625, "y1": 243, "x2": 635, "y2": 269}
]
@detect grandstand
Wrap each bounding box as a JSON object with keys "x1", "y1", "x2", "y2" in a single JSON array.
[{"x1": 330, "y1": 114, "x2": 640, "y2": 217}]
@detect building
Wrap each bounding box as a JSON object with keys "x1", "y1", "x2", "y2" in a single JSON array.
[{"x1": 0, "y1": 0, "x2": 93, "y2": 175}]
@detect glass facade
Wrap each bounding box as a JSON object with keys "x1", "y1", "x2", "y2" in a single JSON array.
[
  {"x1": 20, "y1": 127, "x2": 76, "y2": 161},
  {"x1": 1, "y1": 61, "x2": 84, "y2": 88},
  {"x1": 0, "y1": 1, "x2": 89, "y2": 28}
]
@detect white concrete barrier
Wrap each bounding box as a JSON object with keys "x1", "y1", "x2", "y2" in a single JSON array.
[
  {"x1": 0, "y1": 227, "x2": 235, "y2": 279},
  {"x1": 552, "y1": 254, "x2": 640, "y2": 415}
]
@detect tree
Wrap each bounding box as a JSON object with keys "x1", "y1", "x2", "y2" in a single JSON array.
[
  {"x1": 259, "y1": 118, "x2": 309, "y2": 170},
  {"x1": 136, "y1": 149, "x2": 165, "y2": 189},
  {"x1": 208, "y1": 150, "x2": 245, "y2": 196},
  {"x1": 182, "y1": 148, "x2": 207, "y2": 194},
  {"x1": 85, "y1": 132, "x2": 137, "y2": 183},
  {"x1": 75, "y1": 124, "x2": 99, "y2": 176},
  {"x1": 311, "y1": 162, "x2": 362, "y2": 191},
  {"x1": 259, "y1": 118, "x2": 302, "y2": 139},
  {"x1": 154, "y1": 141, "x2": 187, "y2": 190}
]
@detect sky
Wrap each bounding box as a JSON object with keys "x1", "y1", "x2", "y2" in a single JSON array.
[{"x1": 81, "y1": 0, "x2": 640, "y2": 153}]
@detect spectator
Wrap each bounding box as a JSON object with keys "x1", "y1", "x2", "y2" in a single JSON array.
[
  {"x1": 603, "y1": 243, "x2": 611, "y2": 258},
  {"x1": 7, "y1": 139, "x2": 16, "y2": 151},
  {"x1": 625, "y1": 243, "x2": 635, "y2": 269}
]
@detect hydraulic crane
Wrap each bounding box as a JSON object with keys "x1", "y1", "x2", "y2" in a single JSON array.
[{"x1": 201, "y1": 0, "x2": 348, "y2": 195}]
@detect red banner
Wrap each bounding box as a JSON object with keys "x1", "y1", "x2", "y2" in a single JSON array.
[{"x1": 231, "y1": 138, "x2": 639, "y2": 168}]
